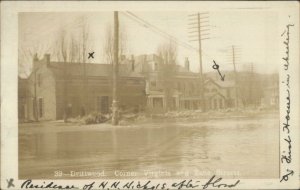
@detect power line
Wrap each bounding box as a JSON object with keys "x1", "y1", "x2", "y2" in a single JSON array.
[
  {"x1": 121, "y1": 11, "x2": 222, "y2": 65},
  {"x1": 122, "y1": 12, "x2": 198, "y2": 52}
]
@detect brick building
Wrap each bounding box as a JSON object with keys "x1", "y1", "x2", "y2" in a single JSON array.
[
  {"x1": 26, "y1": 54, "x2": 146, "y2": 121},
  {"x1": 133, "y1": 54, "x2": 203, "y2": 113},
  {"x1": 19, "y1": 54, "x2": 279, "y2": 122}
]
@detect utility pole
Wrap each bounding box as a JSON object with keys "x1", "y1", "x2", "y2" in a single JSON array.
[
  {"x1": 63, "y1": 57, "x2": 68, "y2": 122},
  {"x1": 33, "y1": 70, "x2": 38, "y2": 121},
  {"x1": 32, "y1": 54, "x2": 39, "y2": 122},
  {"x1": 232, "y1": 45, "x2": 239, "y2": 109},
  {"x1": 82, "y1": 49, "x2": 87, "y2": 115},
  {"x1": 112, "y1": 11, "x2": 119, "y2": 125},
  {"x1": 250, "y1": 62, "x2": 255, "y2": 108},
  {"x1": 82, "y1": 25, "x2": 88, "y2": 115},
  {"x1": 188, "y1": 12, "x2": 210, "y2": 112}
]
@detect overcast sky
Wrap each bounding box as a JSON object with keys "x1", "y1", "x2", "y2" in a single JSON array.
[{"x1": 19, "y1": 11, "x2": 279, "y2": 76}]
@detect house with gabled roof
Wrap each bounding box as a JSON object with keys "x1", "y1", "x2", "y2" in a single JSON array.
[
  {"x1": 204, "y1": 78, "x2": 241, "y2": 110},
  {"x1": 134, "y1": 55, "x2": 203, "y2": 112},
  {"x1": 26, "y1": 54, "x2": 146, "y2": 121}
]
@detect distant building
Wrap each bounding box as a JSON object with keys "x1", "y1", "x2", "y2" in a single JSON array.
[
  {"x1": 20, "y1": 53, "x2": 279, "y2": 122},
  {"x1": 133, "y1": 55, "x2": 202, "y2": 113},
  {"x1": 204, "y1": 78, "x2": 241, "y2": 110},
  {"x1": 26, "y1": 54, "x2": 146, "y2": 121},
  {"x1": 261, "y1": 75, "x2": 279, "y2": 109}
]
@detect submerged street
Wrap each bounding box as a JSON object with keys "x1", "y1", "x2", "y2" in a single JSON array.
[{"x1": 19, "y1": 113, "x2": 279, "y2": 179}]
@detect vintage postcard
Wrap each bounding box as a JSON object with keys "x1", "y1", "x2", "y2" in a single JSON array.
[{"x1": 1, "y1": 1, "x2": 299, "y2": 190}]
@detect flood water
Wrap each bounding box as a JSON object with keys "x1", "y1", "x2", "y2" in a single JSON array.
[{"x1": 19, "y1": 115, "x2": 279, "y2": 179}]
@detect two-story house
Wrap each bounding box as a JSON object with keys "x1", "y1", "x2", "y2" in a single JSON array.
[
  {"x1": 133, "y1": 54, "x2": 202, "y2": 113},
  {"x1": 26, "y1": 54, "x2": 146, "y2": 121}
]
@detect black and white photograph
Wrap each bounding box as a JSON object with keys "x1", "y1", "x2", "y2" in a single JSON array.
[{"x1": 1, "y1": 1, "x2": 299, "y2": 190}]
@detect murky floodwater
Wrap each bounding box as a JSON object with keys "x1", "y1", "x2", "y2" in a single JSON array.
[{"x1": 19, "y1": 115, "x2": 279, "y2": 179}]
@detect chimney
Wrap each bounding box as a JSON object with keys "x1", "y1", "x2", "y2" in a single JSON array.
[
  {"x1": 44, "y1": 54, "x2": 50, "y2": 65},
  {"x1": 32, "y1": 53, "x2": 39, "y2": 69},
  {"x1": 33, "y1": 53, "x2": 38, "y2": 61},
  {"x1": 185, "y1": 57, "x2": 190, "y2": 71}
]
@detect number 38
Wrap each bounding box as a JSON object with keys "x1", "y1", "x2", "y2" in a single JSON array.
[{"x1": 54, "y1": 171, "x2": 63, "y2": 177}]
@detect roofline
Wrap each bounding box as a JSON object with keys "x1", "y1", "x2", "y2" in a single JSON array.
[
  {"x1": 207, "y1": 92, "x2": 226, "y2": 99},
  {"x1": 204, "y1": 77, "x2": 222, "y2": 88}
]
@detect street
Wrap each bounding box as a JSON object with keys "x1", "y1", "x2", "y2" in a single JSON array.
[{"x1": 19, "y1": 113, "x2": 279, "y2": 179}]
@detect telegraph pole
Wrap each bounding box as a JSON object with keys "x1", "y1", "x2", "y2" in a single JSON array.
[
  {"x1": 232, "y1": 45, "x2": 239, "y2": 109},
  {"x1": 32, "y1": 54, "x2": 39, "y2": 122},
  {"x1": 34, "y1": 70, "x2": 38, "y2": 121},
  {"x1": 250, "y1": 62, "x2": 255, "y2": 107},
  {"x1": 188, "y1": 12, "x2": 210, "y2": 111},
  {"x1": 112, "y1": 11, "x2": 119, "y2": 125}
]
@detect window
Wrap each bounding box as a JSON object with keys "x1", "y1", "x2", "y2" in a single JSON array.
[
  {"x1": 97, "y1": 96, "x2": 109, "y2": 114},
  {"x1": 184, "y1": 100, "x2": 190, "y2": 109},
  {"x1": 127, "y1": 79, "x2": 140, "y2": 85},
  {"x1": 214, "y1": 99, "x2": 217, "y2": 110},
  {"x1": 131, "y1": 61, "x2": 135, "y2": 71},
  {"x1": 219, "y1": 99, "x2": 223, "y2": 109},
  {"x1": 38, "y1": 98, "x2": 44, "y2": 118},
  {"x1": 177, "y1": 82, "x2": 180, "y2": 90},
  {"x1": 32, "y1": 98, "x2": 36, "y2": 118},
  {"x1": 154, "y1": 63, "x2": 158, "y2": 71},
  {"x1": 227, "y1": 89, "x2": 231, "y2": 97},
  {"x1": 172, "y1": 98, "x2": 177, "y2": 110},
  {"x1": 190, "y1": 83, "x2": 194, "y2": 95},
  {"x1": 153, "y1": 97, "x2": 163, "y2": 108},
  {"x1": 150, "y1": 81, "x2": 157, "y2": 87}
]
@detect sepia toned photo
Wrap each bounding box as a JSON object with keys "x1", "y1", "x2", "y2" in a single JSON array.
[
  {"x1": 1, "y1": 1, "x2": 299, "y2": 190},
  {"x1": 18, "y1": 10, "x2": 280, "y2": 179}
]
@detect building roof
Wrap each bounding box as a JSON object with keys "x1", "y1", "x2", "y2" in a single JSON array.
[
  {"x1": 134, "y1": 54, "x2": 199, "y2": 77},
  {"x1": 204, "y1": 77, "x2": 235, "y2": 88},
  {"x1": 47, "y1": 62, "x2": 144, "y2": 79},
  {"x1": 214, "y1": 80, "x2": 235, "y2": 88}
]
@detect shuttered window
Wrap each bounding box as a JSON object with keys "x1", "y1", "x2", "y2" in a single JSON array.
[{"x1": 38, "y1": 98, "x2": 44, "y2": 118}]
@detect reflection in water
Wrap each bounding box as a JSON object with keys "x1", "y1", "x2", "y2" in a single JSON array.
[{"x1": 19, "y1": 117, "x2": 279, "y2": 179}]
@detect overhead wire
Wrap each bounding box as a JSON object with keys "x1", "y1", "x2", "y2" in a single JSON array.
[
  {"x1": 121, "y1": 11, "x2": 197, "y2": 52},
  {"x1": 122, "y1": 11, "x2": 226, "y2": 65}
]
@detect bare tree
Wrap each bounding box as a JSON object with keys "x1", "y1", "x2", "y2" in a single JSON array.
[
  {"x1": 104, "y1": 26, "x2": 114, "y2": 65},
  {"x1": 157, "y1": 40, "x2": 177, "y2": 65},
  {"x1": 79, "y1": 16, "x2": 91, "y2": 115},
  {"x1": 53, "y1": 16, "x2": 93, "y2": 120},
  {"x1": 103, "y1": 24, "x2": 128, "y2": 65},
  {"x1": 56, "y1": 28, "x2": 70, "y2": 122},
  {"x1": 56, "y1": 16, "x2": 92, "y2": 63},
  {"x1": 19, "y1": 16, "x2": 92, "y2": 122},
  {"x1": 18, "y1": 43, "x2": 52, "y2": 77},
  {"x1": 157, "y1": 40, "x2": 178, "y2": 111}
]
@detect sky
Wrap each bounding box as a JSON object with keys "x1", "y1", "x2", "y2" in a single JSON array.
[{"x1": 19, "y1": 10, "x2": 279, "y2": 76}]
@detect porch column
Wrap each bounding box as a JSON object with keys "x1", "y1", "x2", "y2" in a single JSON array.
[
  {"x1": 163, "y1": 97, "x2": 166, "y2": 109},
  {"x1": 176, "y1": 96, "x2": 180, "y2": 109}
]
